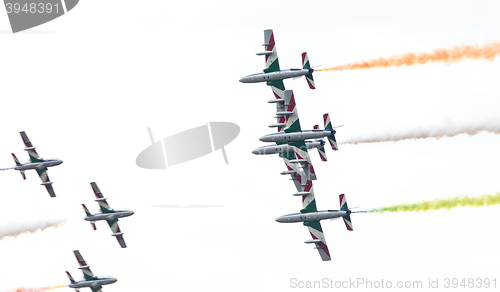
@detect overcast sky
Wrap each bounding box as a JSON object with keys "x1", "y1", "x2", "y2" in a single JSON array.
[{"x1": 0, "y1": 0, "x2": 499, "y2": 291}]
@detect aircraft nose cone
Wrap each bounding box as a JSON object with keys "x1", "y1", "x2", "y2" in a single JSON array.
[
  {"x1": 239, "y1": 76, "x2": 250, "y2": 83},
  {"x1": 251, "y1": 148, "x2": 259, "y2": 154}
]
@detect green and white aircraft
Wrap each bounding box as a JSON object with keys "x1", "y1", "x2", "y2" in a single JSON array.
[
  {"x1": 11, "y1": 131, "x2": 62, "y2": 197},
  {"x1": 66, "y1": 250, "x2": 117, "y2": 292},
  {"x1": 82, "y1": 182, "x2": 134, "y2": 248},
  {"x1": 239, "y1": 29, "x2": 316, "y2": 90}
]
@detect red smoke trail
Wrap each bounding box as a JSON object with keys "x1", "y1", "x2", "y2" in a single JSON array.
[
  {"x1": 5, "y1": 286, "x2": 65, "y2": 292},
  {"x1": 319, "y1": 41, "x2": 500, "y2": 71}
]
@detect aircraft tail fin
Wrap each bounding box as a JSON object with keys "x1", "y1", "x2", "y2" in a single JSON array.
[
  {"x1": 66, "y1": 271, "x2": 76, "y2": 283},
  {"x1": 323, "y1": 113, "x2": 338, "y2": 151},
  {"x1": 82, "y1": 204, "x2": 96, "y2": 230},
  {"x1": 302, "y1": 52, "x2": 316, "y2": 89},
  {"x1": 339, "y1": 194, "x2": 353, "y2": 231}
]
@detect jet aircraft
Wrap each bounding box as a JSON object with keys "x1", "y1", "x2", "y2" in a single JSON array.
[
  {"x1": 252, "y1": 139, "x2": 328, "y2": 161},
  {"x1": 66, "y1": 250, "x2": 117, "y2": 292},
  {"x1": 259, "y1": 112, "x2": 340, "y2": 150},
  {"x1": 239, "y1": 29, "x2": 316, "y2": 91},
  {"x1": 11, "y1": 131, "x2": 62, "y2": 197},
  {"x1": 276, "y1": 194, "x2": 365, "y2": 260},
  {"x1": 82, "y1": 182, "x2": 134, "y2": 248}
]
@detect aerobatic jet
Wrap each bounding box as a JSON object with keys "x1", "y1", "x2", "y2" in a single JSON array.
[
  {"x1": 276, "y1": 194, "x2": 365, "y2": 260},
  {"x1": 252, "y1": 139, "x2": 328, "y2": 161},
  {"x1": 259, "y1": 111, "x2": 340, "y2": 150},
  {"x1": 82, "y1": 182, "x2": 134, "y2": 248},
  {"x1": 11, "y1": 131, "x2": 62, "y2": 197},
  {"x1": 66, "y1": 250, "x2": 117, "y2": 292},
  {"x1": 239, "y1": 29, "x2": 316, "y2": 90}
]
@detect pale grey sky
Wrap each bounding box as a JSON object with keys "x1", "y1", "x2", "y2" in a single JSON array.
[{"x1": 0, "y1": 1, "x2": 499, "y2": 291}]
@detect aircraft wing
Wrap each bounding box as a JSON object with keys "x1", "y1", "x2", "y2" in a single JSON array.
[
  {"x1": 282, "y1": 151, "x2": 328, "y2": 260},
  {"x1": 35, "y1": 167, "x2": 56, "y2": 197},
  {"x1": 107, "y1": 218, "x2": 127, "y2": 248},
  {"x1": 90, "y1": 285, "x2": 103, "y2": 292},
  {"x1": 20, "y1": 131, "x2": 43, "y2": 163},
  {"x1": 280, "y1": 89, "x2": 316, "y2": 179},
  {"x1": 73, "y1": 250, "x2": 98, "y2": 281},
  {"x1": 91, "y1": 182, "x2": 113, "y2": 213},
  {"x1": 305, "y1": 221, "x2": 331, "y2": 261},
  {"x1": 261, "y1": 29, "x2": 286, "y2": 100},
  {"x1": 288, "y1": 140, "x2": 317, "y2": 181},
  {"x1": 263, "y1": 29, "x2": 280, "y2": 73}
]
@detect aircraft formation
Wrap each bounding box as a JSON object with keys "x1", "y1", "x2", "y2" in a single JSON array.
[
  {"x1": 241, "y1": 29, "x2": 365, "y2": 261},
  {"x1": 4, "y1": 132, "x2": 133, "y2": 291}
]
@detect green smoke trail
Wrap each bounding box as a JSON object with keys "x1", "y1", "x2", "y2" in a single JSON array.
[{"x1": 374, "y1": 193, "x2": 500, "y2": 213}]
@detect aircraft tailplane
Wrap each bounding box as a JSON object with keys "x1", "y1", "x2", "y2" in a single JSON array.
[
  {"x1": 66, "y1": 271, "x2": 76, "y2": 283},
  {"x1": 323, "y1": 113, "x2": 338, "y2": 151},
  {"x1": 82, "y1": 204, "x2": 91, "y2": 216},
  {"x1": 301, "y1": 52, "x2": 316, "y2": 89},
  {"x1": 339, "y1": 194, "x2": 353, "y2": 231},
  {"x1": 317, "y1": 145, "x2": 327, "y2": 162},
  {"x1": 11, "y1": 153, "x2": 21, "y2": 165}
]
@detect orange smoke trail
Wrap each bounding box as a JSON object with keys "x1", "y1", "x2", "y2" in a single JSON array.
[
  {"x1": 319, "y1": 41, "x2": 500, "y2": 71},
  {"x1": 6, "y1": 286, "x2": 65, "y2": 292}
]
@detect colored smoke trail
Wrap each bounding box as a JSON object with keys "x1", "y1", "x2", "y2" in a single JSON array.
[
  {"x1": 0, "y1": 219, "x2": 68, "y2": 240},
  {"x1": 319, "y1": 41, "x2": 500, "y2": 71},
  {"x1": 338, "y1": 118, "x2": 500, "y2": 145},
  {"x1": 374, "y1": 193, "x2": 500, "y2": 213},
  {"x1": 5, "y1": 286, "x2": 65, "y2": 292}
]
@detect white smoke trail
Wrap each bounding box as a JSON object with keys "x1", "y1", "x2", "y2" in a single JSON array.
[
  {"x1": 0, "y1": 219, "x2": 68, "y2": 240},
  {"x1": 338, "y1": 118, "x2": 500, "y2": 145}
]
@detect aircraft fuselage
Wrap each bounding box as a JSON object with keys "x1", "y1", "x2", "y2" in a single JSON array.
[
  {"x1": 239, "y1": 68, "x2": 313, "y2": 83},
  {"x1": 276, "y1": 210, "x2": 349, "y2": 223},
  {"x1": 69, "y1": 278, "x2": 117, "y2": 289},
  {"x1": 13, "y1": 159, "x2": 63, "y2": 171},
  {"x1": 84, "y1": 210, "x2": 134, "y2": 222},
  {"x1": 260, "y1": 130, "x2": 335, "y2": 143},
  {"x1": 252, "y1": 140, "x2": 324, "y2": 155}
]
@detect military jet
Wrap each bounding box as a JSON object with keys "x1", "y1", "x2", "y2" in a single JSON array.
[
  {"x1": 259, "y1": 112, "x2": 340, "y2": 150},
  {"x1": 239, "y1": 29, "x2": 316, "y2": 91},
  {"x1": 66, "y1": 250, "x2": 117, "y2": 292},
  {"x1": 276, "y1": 194, "x2": 365, "y2": 260},
  {"x1": 82, "y1": 182, "x2": 134, "y2": 248},
  {"x1": 11, "y1": 131, "x2": 62, "y2": 197},
  {"x1": 252, "y1": 139, "x2": 328, "y2": 161}
]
